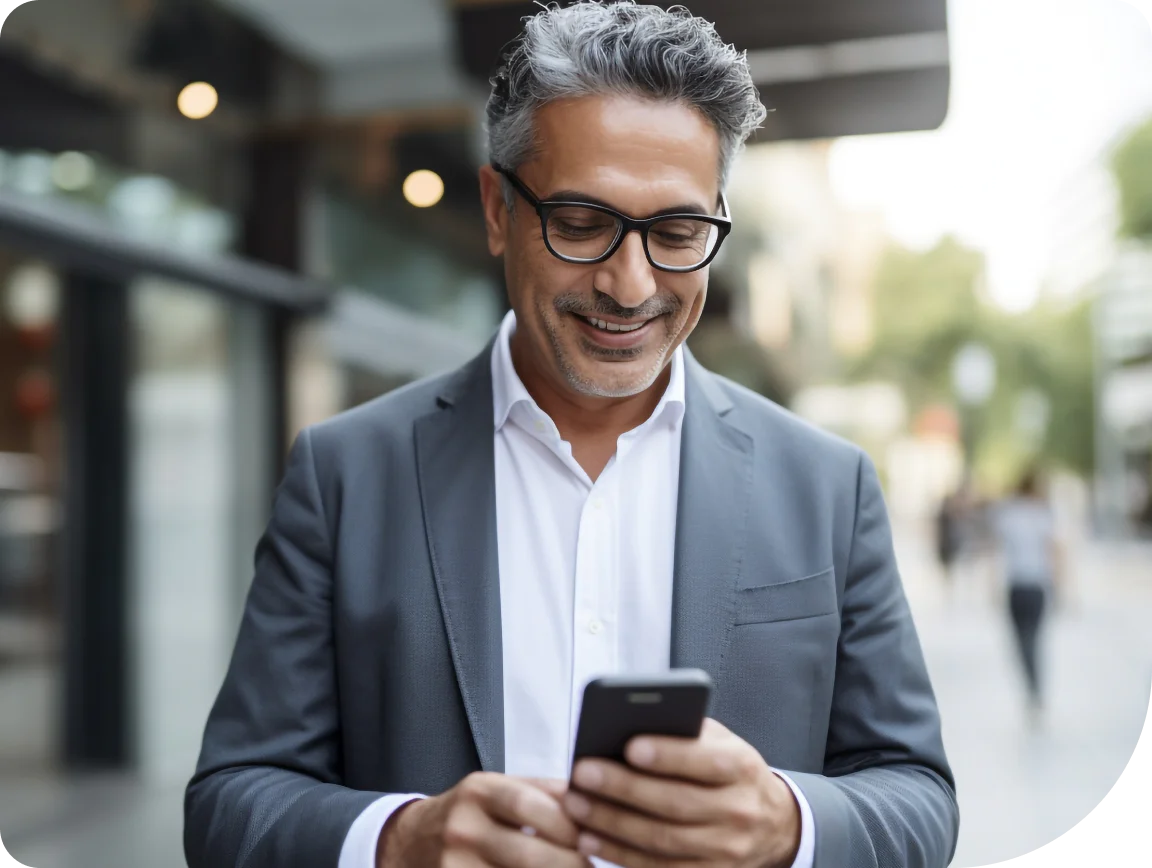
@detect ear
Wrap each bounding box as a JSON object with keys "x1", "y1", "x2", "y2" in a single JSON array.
[{"x1": 478, "y1": 164, "x2": 508, "y2": 258}]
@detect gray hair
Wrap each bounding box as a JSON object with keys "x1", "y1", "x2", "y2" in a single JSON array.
[{"x1": 486, "y1": 1, "x2": 767, "y2": 208}]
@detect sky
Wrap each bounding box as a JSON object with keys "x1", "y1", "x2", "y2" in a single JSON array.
[{"x1": 827, "y1": 0, "x2": 1152, "y2": 312}]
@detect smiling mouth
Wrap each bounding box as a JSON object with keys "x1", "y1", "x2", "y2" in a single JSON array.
[{"x1": 578, "y1": 315, "x2": 652, "y2": 333}]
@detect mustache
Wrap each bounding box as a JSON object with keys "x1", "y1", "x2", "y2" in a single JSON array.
[{"x1": 553, "y1": 291, "x2": 680, "y2": 320}]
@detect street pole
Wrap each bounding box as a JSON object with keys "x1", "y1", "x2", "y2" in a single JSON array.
[{"x1": 952, "y1": 342, "x2": 997, "y2": 480}]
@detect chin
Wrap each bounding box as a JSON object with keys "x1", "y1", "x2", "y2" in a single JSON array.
[
  {"x1": 542, "y1": 313, "x2": 673, "y2": 398},
  {"x1": 562, "y1": 356, "x2": 664, "y2": 399}
]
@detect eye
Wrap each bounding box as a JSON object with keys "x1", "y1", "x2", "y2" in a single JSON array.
[
  {"x1": 554, "y1": 220, "x2": 609, "y2": 237},
  {"x1": 548, "y1": 208, "x2": 618, "y2": 240},
  {"x1": 651, "y1": 220, "x2": 710, "y2": 247}
]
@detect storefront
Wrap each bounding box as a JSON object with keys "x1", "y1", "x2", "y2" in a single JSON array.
[
  {"x1": 0, "y1": 6, "x2": 494, "y2": 785},
  {"x1": 1097, "y1": 248, "x2": 1152, "y2": 538},
  {"x1": 0, "y1": 179, "x2": 327, "y2": 781}
]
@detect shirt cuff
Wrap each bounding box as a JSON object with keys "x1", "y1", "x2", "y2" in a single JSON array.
[
  {"x1": 774, "y1": 772, "x2": 816, "y2": 868},
  {"x1": 338, "y1": 793, "x2": 427, "y2": 868}
]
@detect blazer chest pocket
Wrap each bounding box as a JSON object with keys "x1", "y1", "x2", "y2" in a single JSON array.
[{"x1": 735, "y1": 567, "x2": 838, "y2": 625}]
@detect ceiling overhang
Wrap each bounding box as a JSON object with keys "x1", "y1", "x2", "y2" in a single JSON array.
[
  {"x1": 215, "y1": 0, "x2": 950, "y2": 140},
  {"x1": 452, "y1": 0, "x2": 951, "y2": 141},
  {"x1": 215, "y1": 0, "x2": 482, "y2": 119}
]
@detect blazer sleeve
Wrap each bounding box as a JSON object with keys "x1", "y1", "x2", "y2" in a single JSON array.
[
  {"x1": 184, "y1": 428, "x2": 387, "y2": 868},
  {"x1": 782, "y1": 453, "x2": 960, "y2": 868}
]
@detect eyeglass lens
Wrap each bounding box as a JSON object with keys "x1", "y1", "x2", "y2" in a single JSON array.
[{"x1": 545, "y1": 206, "x2": 719, "y2": 269}]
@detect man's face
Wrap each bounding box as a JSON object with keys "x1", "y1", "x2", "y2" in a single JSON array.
[{"x1": 480, "y1": 94, "x2": 721, "y2": 399}]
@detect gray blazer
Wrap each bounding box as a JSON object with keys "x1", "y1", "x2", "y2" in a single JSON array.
[{"x1": 185, "y1": 346, "x2": 959, "y2": 868}]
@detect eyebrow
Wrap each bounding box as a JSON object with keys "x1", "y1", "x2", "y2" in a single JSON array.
[{"x1": 545, "y1": 189, "x2": 713, "y2": 219}]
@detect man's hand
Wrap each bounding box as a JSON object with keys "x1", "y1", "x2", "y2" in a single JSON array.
[
  {"x1": 378, "y1": 772, "x2": 592, "y2": 867},
  {"x1": 563, "y1": 719, "x2": 802, "y2": 868}
]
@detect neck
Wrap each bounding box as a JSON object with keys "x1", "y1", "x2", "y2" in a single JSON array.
[{"x1": 509, "y1": 333, "x2": 672, "y2": 446}]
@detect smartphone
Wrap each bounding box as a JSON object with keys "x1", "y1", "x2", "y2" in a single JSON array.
[{"x1": 571, "y1": 669, "x2": 713, "y2": 767}]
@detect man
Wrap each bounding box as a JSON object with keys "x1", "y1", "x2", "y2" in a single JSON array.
[{"x1": 185, "y1": 3, "x2": 959, "y2": 867}]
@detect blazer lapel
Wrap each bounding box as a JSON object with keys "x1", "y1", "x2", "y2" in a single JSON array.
[
  {"x1": 414, "y1": 346, "x2": 505, "y2": 773},
  {"x1": 671, "y1": 353, "x2": 755, "y2": 684}
]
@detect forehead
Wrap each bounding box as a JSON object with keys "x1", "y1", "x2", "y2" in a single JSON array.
[{"x1": 525, "y1": 94, "x2": 721, "y2": 211}]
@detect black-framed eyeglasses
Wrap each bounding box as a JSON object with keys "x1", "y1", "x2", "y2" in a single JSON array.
[{"x1": 493, "y1": 163, "x2": 731, "y2": 273}]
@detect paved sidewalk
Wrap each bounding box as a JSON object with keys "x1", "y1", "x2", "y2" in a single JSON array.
[{"x1": 895, "y1": 523, "x2": 1152, "y2": 867}]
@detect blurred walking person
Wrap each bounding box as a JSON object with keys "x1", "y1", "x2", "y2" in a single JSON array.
[
  {"x1": 992, "y1": 469, "x2": 1065, "y2": 726},
  {"x1": 935, "y1": 480, "x2": 975, "y2": 599},
  {"x1": 935, "y1": 490, "x2": 962, "y2": 585}
]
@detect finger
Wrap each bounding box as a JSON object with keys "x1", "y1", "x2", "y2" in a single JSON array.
[
  {"x1": 575, "y1": 828, "x2": 698, "y2": 868},
  {"x1": 475, "y1": 823, "x2": 592, "y2": 868},
  {"x1": 446, "y1": 801, "x2": 589, "y2": 868},
  {"x1": 563, "y1": 790, "x2": 719, "y2": 859},
  {"x1": 623, "y1": 719, "x2": 755, "y2": 786},
  {"x1": 442, "y1": 850, "x2": 486, "y2": 868},
  {"x1": 483, "y1": 776, "x2": 582, "y2": 848},
  {"x1": 522, "y1": 777, "x2": 570, "y2": 801},
  {"x1": 569, "y1": 759, "x2": 722, "y2": 824}
]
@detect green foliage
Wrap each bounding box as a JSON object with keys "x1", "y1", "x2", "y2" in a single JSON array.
[
  {"x1": 852, "y1": 236, "x2": 986, "y2": 407},
  {"x1": 851, "y1": 237, "x2": 1095, "y2": 483},
  {"x1": 1019, "y1": 298, "x2": 1095, "y2": 475},
  {"x1": 1112, "y1": 115, "x2": 1152, "y2": 241}
]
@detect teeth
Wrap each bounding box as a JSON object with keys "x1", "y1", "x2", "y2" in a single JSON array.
[{"x1": 584, "y1": 316, "x2": 646, "y2": 333}]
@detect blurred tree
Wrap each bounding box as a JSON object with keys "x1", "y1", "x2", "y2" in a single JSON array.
[
  {"x1": 1112, "y1": 114, "x2": 1152, "y2": 241},
  {"x1": 1014, "y1": 298, "x2": 1095, "y2": 475},
  {"x1": 852, "y1": 235, "x2": 985, "y2": 407},
  {"x1": 850, "y1": 236, "x2": 1094, "y2": 487}
]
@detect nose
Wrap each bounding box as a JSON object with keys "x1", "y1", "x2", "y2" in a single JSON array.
[{"x1": 591, "y1": 230, "x2": 658, "y2": 311}]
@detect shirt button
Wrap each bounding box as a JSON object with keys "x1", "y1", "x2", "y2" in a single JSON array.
[
  {"x1": 593, "y1": 498, "x2": 604, "y2": 510},
  {"x1": 588, "y1": 619, "x2": 604, "y2": 635},
  {"x1": 534, "y1": 420, "x2": 547, "y2": 432}
]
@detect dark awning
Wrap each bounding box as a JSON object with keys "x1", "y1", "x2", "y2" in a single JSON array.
[{"x1": 452, "y1": 0, "x2": 950, "y2": 141}]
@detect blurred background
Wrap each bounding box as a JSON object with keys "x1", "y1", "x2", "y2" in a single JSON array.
[{"x1": 0, "y1": 1, "x2": 1149, "y2": 866}]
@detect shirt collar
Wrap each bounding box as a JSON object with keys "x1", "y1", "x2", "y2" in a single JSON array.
[{"x1": 490, "y1": 309, "x2": 686, "y2": 433}]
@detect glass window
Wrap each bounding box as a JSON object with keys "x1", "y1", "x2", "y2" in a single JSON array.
[
  {"x1": 322, "y1": 187, "x2": 504, "y2": 343},
  {"x1": 128, "y1": 277, "x2": 272, "y2": 784},
  {"x1": 0, "y1": 250, "x2": 64, "y2": 771}
]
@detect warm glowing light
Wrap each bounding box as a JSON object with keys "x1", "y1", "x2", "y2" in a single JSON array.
[
  {"x1": 5, "y1": 263, "x2": 61, "y2": 330},
  {"x1": 178, "y1": 82, "x2": 219, "y2": 120},
  {"x1": 403, "y1": 170, "x2": 445, "y2": 208}
]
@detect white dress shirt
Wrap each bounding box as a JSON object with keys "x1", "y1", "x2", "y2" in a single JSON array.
[{"x1": 340, "y1": 310, "x2": 814, "y2": 867}]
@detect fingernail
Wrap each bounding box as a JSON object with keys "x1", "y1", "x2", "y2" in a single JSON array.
[
  {"x1": 578, "y1": 832, "x2": 601, "y2": 855},
  {"x1": 564, "y1": 792, "x2": 590, "y2": 819},
  {"x1": 628, "y1": 739, "x2": 656, "y2": 766},
  {"x1": 573, "y1": 761, "x2": 604, "y2": 791}
]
